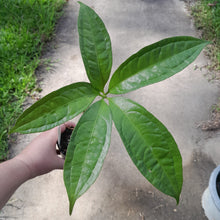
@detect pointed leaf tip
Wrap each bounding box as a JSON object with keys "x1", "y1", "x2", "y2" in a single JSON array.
[
  {"x1": 69, "y1": 199, "x2": 76, "y2": 215},
  {"x1": 77, "y1": 1, "x2": 83, "y2": 6}
]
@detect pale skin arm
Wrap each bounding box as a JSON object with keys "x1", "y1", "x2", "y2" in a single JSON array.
[{"x1": 0, "y1": 121, "x2": 75, "y2": 210}]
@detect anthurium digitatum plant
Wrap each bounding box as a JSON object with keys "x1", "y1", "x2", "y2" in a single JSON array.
[{"x1": 11, "y1": 2, "x2": 210, "y2": 215}]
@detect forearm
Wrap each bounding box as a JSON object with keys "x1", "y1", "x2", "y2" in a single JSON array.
[
  {"x1": 0, "y1": 122, "x2": 73, "y2": 210},
  {"x1": 0, "y1": 157, "x2": 32, "y2": 210}
]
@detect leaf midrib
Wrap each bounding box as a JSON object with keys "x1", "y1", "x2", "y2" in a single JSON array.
[
  {"x1": 15, "y1": 83, "x2": 97, "y2": 122},
  {"x1": 110, "y1": 41, "x2": 206, "y2": 91},
  {"x1": 110, "y1": 99, "x2": 178, "y2": 196},
  {"x1": 83, "y1": 8, "x2": 105, "y2": 90},
  {"x1": 71, "y1": 101, "x2": 106, "y2": 197},
  {"x1": 15, "y1": 94, "x2": 96, "y2": 129}
]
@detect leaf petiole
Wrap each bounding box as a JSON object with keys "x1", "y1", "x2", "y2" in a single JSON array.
[{"x1": 99, "y1": 92, "x2": 107, "y2": 99}]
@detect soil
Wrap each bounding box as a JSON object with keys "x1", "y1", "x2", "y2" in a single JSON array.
[
  {"x1": 57, "y1": 127, "x2": 74, "y2": 156},
  {"x1": 199, "y1": 103, "x2": 220, "y2": 131},
  {"x1": 1, "y1": 0, "x2": 220, "y2": 219}
]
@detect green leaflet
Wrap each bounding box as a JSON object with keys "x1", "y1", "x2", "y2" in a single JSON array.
[
  {"x1": 109, "y1": 97, "x2": 182, "y2": 202},
  {"x1": 78, "y1": 2, "x2": 112, "y2": 92},
  {"x1": 10, "y1": 82, "x2": 98, "y2": 133},
  {"x1": 109, "y1": 36, "x2": 210, "y2": 94},
  {"x1": 64, "y1": 99, "x2": 112, "y2": 215}
]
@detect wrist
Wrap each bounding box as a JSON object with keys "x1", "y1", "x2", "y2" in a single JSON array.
[{"x1": 14, "y1": 156, "x2": 36, "y2": 179}]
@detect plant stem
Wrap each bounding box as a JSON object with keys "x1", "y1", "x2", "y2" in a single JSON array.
[{"x1": 99, "y1": 92, "x2": 107, "y2": 99}]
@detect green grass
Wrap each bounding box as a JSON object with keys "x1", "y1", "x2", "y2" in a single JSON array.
[
  {"x1": 190, "y1": 0, "x2": 220, "y2": 70},
  {"x1": 0, "y1": 0, "x2": 65, "y2": 161}
]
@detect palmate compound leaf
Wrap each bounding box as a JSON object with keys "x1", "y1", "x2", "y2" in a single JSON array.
[
  {"x1": 109, "y1": 97, "x2": 182, "y2": 202},
  {"x1": 78, "y1": 2, "x2": 112, "y2": 92},
  {"x1": 64, "y1": 99, "x2": 112, "y2": 215},
  {"x1": 10, "y1": 82, "x2": 99, "y2": 134},
  {"x1": 109, "y1": 36, "x2": 210, "y2": 94}
]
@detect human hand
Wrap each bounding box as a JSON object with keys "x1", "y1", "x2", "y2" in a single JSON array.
[{"x1": 15, "y1": 121, "x2": 75, "y2": 179}]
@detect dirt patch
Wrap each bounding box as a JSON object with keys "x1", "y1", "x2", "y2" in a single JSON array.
[
  {"x1": 199, "y1": 103, "x2": 220, "y2": 131},
  {"x1": 57, "y1": 127, "x2": 74, "y2": 156}
]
